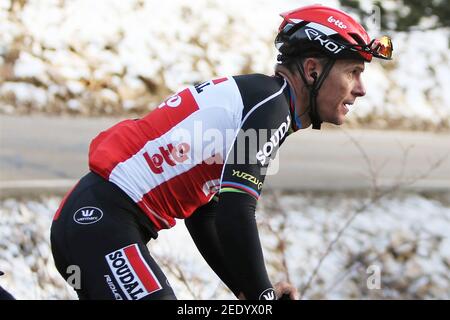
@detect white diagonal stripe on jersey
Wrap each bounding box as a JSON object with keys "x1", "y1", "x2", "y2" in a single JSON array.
[
  {"x1": 240, "y1": 79, "x2": 287, "y2": 126},
  {"x1": 219, "y1": 79, "x2": 288, "y2": 184},
  {"x1": 109, "y1": 107, "x2": 236, "y2": 203}
]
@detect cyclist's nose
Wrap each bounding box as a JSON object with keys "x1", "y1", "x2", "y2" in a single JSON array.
[{"x1": 352, "y1": 78, "x2": 366, "y2": 98}]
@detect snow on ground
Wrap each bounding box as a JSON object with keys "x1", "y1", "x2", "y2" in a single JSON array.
[
  {"x1": 0, "y1": 0, "x2": 449, "y2": 129},
  {"x1": 1, "y1": 191, "x2": 449, "y2": 299},
  {"x1": 258, "y1": 191, "x2": 450, "y2": 299}
]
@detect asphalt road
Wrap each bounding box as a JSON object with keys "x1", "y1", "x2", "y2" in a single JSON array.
[{"x1": 1, "y1": 114, "x2": 449, "y2": 197}]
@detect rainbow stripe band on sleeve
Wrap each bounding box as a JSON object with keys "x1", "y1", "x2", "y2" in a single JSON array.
[{"x1": 220, "y1": 181, "x2": 260, "y2": 200}]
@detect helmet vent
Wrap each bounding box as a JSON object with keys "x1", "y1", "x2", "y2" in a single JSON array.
[{"x1": 349, "y1": 33, "x2": 366, "y2": 46}]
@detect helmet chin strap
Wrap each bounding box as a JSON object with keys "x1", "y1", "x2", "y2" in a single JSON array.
[{"x1": 295, "y1": 59, "x2": 335, "y2": 130}]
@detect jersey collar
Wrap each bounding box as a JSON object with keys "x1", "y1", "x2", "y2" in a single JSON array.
[{"x1": 286, "y1": 81, "x2": 302, "y2": 132}]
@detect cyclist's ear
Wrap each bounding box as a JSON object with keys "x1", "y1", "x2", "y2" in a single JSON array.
[{"x1": 302, "y1": 57, "x2": 323, "y2": 85}]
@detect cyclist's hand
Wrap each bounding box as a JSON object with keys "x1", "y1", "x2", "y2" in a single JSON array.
[{"x1": 274, "y1": 281, "x2": 299, "y2": 300}]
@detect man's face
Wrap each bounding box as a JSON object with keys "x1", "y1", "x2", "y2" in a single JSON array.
[{"x1": 316, "y1": 59, "x2": 366, "y2": 125}]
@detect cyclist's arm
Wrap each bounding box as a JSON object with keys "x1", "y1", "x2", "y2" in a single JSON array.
[
  {"x1": 215, "y1": 191, "x2": 272, "y2": 300},
  {"x1": 184, "y1": 199, "x2": 241, "y2": 297},
  {"x1": 214, "y1": 76, "x2": 291, "y2": 300}
]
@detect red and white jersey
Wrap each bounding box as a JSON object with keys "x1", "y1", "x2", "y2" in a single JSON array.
[
  {"x1": 89, "y1": 74, "x2": 294, "y2": 231},
  {"x1": 89, "y1": 77, "x2": 244, "y2": 230}
]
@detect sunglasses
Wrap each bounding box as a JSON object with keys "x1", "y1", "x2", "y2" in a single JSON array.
[{"x1": 362, "y1": 36, "x2": 393, "y2": 60}]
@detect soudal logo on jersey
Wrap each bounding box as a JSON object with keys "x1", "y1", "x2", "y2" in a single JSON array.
[
  {"x1": 105, "y1": 244, "x2": 162, "y2": 300},
  {"x1": 305, "y1": 28, "x2": 345, "y2": 54},
  {"x1": 143, "y1": 142, "x2": 191, "y2": 174},
  {"x1": 73, "y1": 206, "x2": 103, "y2": 225},
  {"x1": 256, "y1": 115, "x2": 291, "y2": 166},
  {"x1": 327, "y1": 16, "x2": 347, "y2": 29}
]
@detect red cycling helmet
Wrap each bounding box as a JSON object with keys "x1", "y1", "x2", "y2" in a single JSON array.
[
  {"x1": 275, "y1": 5, "x2": 393, "y2": 62},
  {"x1": 274, "y1": 5, "x2": 392, "y2": 130}
]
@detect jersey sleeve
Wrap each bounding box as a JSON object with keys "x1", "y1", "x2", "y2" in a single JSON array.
[
  {"x1": 219, "y1": 77, "x2": 291, "y2": 200},
  {"x1": 214, "y1": 75, "x2": 291, "y2": 300}
]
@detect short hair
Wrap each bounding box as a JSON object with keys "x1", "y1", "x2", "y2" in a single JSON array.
[{"x1": 278, "y1": 50, "x2": 330, "y2": 73}]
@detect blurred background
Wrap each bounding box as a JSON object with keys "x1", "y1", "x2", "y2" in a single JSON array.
[{"x1": 0, "y1": 0, "x2": 449, "y2": 299}]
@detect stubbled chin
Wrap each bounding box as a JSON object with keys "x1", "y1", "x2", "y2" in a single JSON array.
[
  {"x1": 335, "y1": 117, "x2": 345, "y2": 125},
  {"x1": 336, "y1": 105, "x2": 348, "y2": 124}
]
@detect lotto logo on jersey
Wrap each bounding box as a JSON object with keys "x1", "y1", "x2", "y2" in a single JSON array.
[
  {"x1": 105, "y1": 244, "x2": 162, "y2": 300},
  {"x1": 143, "y1": 142, "x2": 191, "y2": 174}
]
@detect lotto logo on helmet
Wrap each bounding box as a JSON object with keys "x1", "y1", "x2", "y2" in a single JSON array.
[
  {"x1": 305, "y1": 28, "x2": 345, "y2": 54},
  {"x1": 327, "y1": 16, "x2": 347, "y2": 29},
  {"x1": 105, "y1": 244, "x2": 162, "y2": 300}
]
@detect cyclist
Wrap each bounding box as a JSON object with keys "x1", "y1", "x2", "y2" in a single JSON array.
[{"x1": 50, "y1": 4, "x2": 392, "y2": 300}]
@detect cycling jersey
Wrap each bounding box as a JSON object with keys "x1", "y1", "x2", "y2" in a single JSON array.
[
  {"x1": 52, "y1": 73, "x2": 299, "y2": 300},
  {"x1": 89, "y1": 74, "x2": 297, "y2": 231}
]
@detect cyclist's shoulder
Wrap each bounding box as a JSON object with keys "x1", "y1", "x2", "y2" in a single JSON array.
[
  {"x1": 232, "y1": 74, "x2": 289, "y2": 122},
  {"x1": 233, "y1": 73, "x2": 286, "y2": 96}
]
